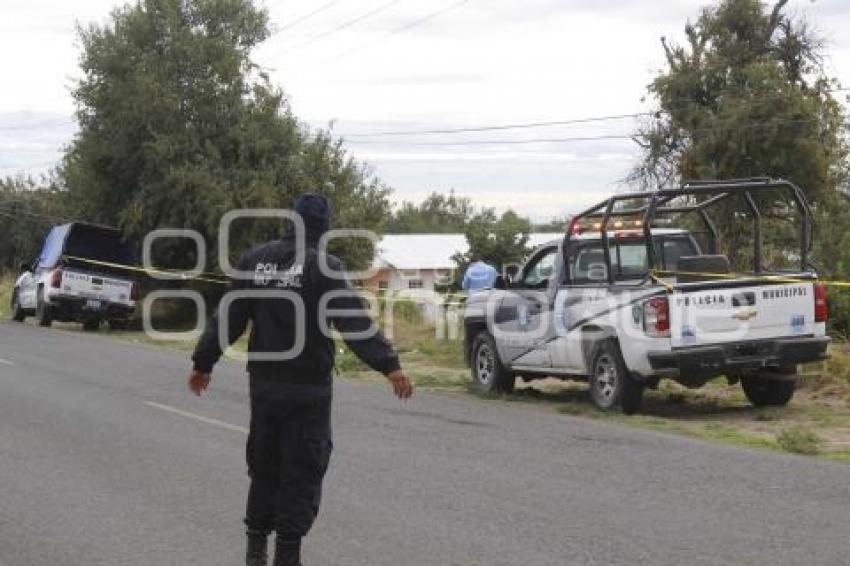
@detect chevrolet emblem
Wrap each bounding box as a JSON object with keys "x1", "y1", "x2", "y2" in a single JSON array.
[{"x1": 732, "y1": 309, "x2": 758, "y2": 321}]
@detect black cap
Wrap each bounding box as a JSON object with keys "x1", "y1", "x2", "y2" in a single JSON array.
[{"x1": 293, "y1": 193, "x2": 331, "y2": 236}]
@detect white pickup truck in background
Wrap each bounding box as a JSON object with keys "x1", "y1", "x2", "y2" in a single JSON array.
[
  {"x1": 11, "y1": 222, "x2": 140, "y2": 331},
  {"x1": 463, "y1": 179, "x2": 830, "y2": 414}
]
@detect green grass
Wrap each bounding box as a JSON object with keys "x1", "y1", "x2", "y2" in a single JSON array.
[
  {"x1": 462, "y1": 372, "x2": 850, "y2": 460},
  {"x1": 342, "y1": 299, "x2": 466, "y2": 389},
  {"x1": 776, "y1": 426, "x2": 824, "y2": 456},
  {"x1": 0, "y1": 274, "x2": 13, "y2": 319}
]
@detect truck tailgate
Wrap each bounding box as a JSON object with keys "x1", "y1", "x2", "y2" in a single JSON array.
[
  {"x1": 61, "y1": 270, "x2": 135, "y2": 305},
  {"x1": 669, "y1": 282, "x2": 816, "y2": 348}
]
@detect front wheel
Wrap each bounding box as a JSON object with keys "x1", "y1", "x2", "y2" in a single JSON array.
[
  {"x1": 589, "y1": 340, "x2": 644, "y2": 414},
  {"x1": 83, "y1": 319, "x2": 101, "y2": 332},
  {"x1": 741, "y1": 370, "x2": 797, "y2": 407},
  {"x1": 470, "y1": 332, "x2": 515, "y2": 394},
  {"x1": 11, "y1": 290, "x2": 26, "y2": 322}
]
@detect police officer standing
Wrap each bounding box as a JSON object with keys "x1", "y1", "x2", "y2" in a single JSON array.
[{"x1": 188, "y1": 194, "x2": 413, "y2": 566}]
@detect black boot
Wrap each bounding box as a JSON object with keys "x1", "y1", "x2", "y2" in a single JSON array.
[
  {"x1": 246, "y1": 530, "x2": 269, "y2": 566},
  {"x1": 273, "y1": 535, "x2": 302, "y2": 566}
]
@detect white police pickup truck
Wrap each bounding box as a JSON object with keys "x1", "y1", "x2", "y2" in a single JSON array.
[
  {"x1": 10, "y1": 222, "x2": 140, "y2": 331},
  {"x1": 463, "y1": 179, "x2": 830, "y2": 414}
]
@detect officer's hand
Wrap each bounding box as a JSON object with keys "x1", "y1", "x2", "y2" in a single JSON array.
[
  {"x1": 386, "y1": 369, "x2": 414, "y2": 400},
  {"x1": 188, "y1": 370, "x2": 211, "y2": 396}
]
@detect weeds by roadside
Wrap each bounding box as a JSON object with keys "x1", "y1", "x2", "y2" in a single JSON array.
[
  {"x1": 776, "y1": 426, "x2": 824, "y2": 456},
  {"x1": 0, "y1": 274, "x2": 13, "y2": 319}
]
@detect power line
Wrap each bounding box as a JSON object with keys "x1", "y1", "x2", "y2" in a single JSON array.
[
  {"x1": 339, "y1": 87, "x2": 850, "y2": 139},
  {"x1": 343, "y1": 112, "x2": 649, "y2": 138},
  {"x1": 266, "y1": 0, "x2": 407, "y2": 59},
  {"x1": 319, "y1": 0, "x2": 470, "y2": 64},
  {"x1": 272, "y1": 0, "x2": 346, "y2": 35},
  {"x1": 347, "y1": 133, "x2": 633, "y2": 146},
  {"x1": 344, "y1": 117, "x2": 827, "y2": 146}
]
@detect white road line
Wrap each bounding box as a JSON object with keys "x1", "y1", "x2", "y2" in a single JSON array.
[
  {"x1": 0, "y1": 358, "x2": 14, "y2": 366},
  {"x1": 143, "y1": 401, "x2": 248, "y2": 434}
]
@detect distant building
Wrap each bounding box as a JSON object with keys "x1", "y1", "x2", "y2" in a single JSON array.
[{"x1": 364, "y1": 233, "x2": 563, "y2": 292}]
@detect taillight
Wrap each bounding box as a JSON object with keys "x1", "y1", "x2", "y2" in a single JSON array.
[
  {"x1": 50, "y1": 269, "x2": 63, "y2": 288},
  {"x1": 814, "y1": 283, "x2": 828, "y2": 323},
  {"x1": 644, "y1": 296, "x2": 670, "y2": 337},
  {"x1": 130, "y1": 282, "x2": 141, "y2": 301}
]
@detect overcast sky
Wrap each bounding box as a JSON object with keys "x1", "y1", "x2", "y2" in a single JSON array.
[{"x1": 2, "y1": 0, "x2": 849, "y2": 220}]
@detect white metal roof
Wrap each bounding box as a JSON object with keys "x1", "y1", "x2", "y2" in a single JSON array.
[{"x1": 373, "y1": 233, "x2": 564, "y2": 271}]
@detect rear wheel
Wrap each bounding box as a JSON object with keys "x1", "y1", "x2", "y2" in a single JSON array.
[
  {"x1": 589, "y1": 340, "x2": 644, "y2": 415},
  {"x1": 11, "y1": 290, "x2": 26, "y2": 322},
  {"x1": 36, "y1": 288, "x2": 53, "y2": 327},
  {"x1": 83, "y1": 319, "x2": 101, "y2": 332},
  {"x1": 741, "y1": 368, "x2": 797, "y2": 407},
  {"x1": 108, "y1": 319, "x2": 128, "y2": 331},
  {"x1": 470, "y1": 332, "x2": 515, "y2": 394}
]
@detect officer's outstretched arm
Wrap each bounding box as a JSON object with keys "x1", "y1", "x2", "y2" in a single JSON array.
[
  {"x1": 188, "y1": 257, "x2": 254, "y2": 394},
  {"x1": 323, "y1": 258, "x2": 413, "y2": 399}
]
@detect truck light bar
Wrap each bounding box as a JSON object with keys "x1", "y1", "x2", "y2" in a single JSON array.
[{"x1": 570, "y1": 218, "x2": 644, "y2": 235}]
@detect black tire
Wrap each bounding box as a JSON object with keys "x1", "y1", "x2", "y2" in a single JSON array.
[
  {"x1": 11, "y1": 289, "x2": 26, "y2": 322},
  {"x1": 589, "y1": 339, "x2": 645, "y2": 414},
  {"x1": 36, "y1": 288, "x2": 53, "y2": 327},
  {"x1": 741, "y1": 369, "x2": 797, "y2": 407},
  {"x1": 83, "y1": 319, "x2": 101, "y2": 332},
  {"x1": 470, "y1": 332, "x2": 515, "y2": 394},
  {"x1": 107, "y1": 319, "x2": 128, "y2": 331}
]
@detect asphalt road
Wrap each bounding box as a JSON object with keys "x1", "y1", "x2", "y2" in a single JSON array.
[{"x1": 1, "y1": 321, "x2": 849, "y2": 566}]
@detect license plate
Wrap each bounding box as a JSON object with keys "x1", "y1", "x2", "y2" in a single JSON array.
[{"x1": 86, "y1": 299, "x2": 103, "y2": 310}]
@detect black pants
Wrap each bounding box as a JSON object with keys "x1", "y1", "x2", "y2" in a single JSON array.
[{"x1": 244, "y1": 379, "x2": 333, "y2": 537}]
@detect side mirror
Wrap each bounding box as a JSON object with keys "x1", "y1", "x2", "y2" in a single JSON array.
[
  {"x1": 494, "y1": 275, "x2": 511, "y2": 290},
  {"x1": 20, "y1": 262, "x2": 31, "y2": 274},
  {"x1": 505, "y1": 265, "x2": 520, "y2": 279}
]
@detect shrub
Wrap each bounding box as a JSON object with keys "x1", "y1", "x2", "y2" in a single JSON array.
[{"x1": 776, "y1": 426, "x2": 823, "y2": 456}]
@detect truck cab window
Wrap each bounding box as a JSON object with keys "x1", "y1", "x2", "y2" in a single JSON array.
[
  {"x1": 519, "y1": 247, "x2": 557, "y2": 289},
  {"x1": 571, "y1": 244, "x2": 610, "y2": 283},
  {"x1": 570, "y1": 236, "x2": 699, "y2": 284}
]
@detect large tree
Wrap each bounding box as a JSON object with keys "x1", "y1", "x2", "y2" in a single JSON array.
[
  {"x1": 454, "y1": 209, "x2": 531, "y2": 274},
  {"x1": 0, "y1": 177, "x2": 69, "y2": 272},
  {"x1": 385, "y1": 191, "x2": 473, "y2": 234},
  {"x1": 631, "y1": 0, "x2": 849, "y2": 271},
  {"x1": 62, "y1": 0, "x2": 390, "y2": 271}
]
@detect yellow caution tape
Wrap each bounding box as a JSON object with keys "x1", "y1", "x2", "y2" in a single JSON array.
[
  {"x1": 63, "y1": 255, "x2": 231, "y2": 285},
  {"x1": 648, "y1": 272, "x2": 675, "y2": 292},
  {"x1": 61, "y1": 255, "x2": 471, "y2": 306},
  {"x1": 651, "y1": 269, "x2": 850, "y2": 289}
]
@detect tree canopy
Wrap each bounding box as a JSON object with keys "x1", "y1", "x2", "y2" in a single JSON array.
[
  {"x1": 385, "y1": 191, "x2": 473, "y2": 234},
  {"x1": 0, "y1": 178, "x2": 69, "y2": 272},
  {"x1": 633, "y1": 0, "x2": 847, "y2": 199},
  {"x1": 454, "y1": 209, "x2": 531, "y2": 274},
  {"x1": 61, "y1": 0, "x2": 390, "y2": 271},
  {"x1": 632, "y1": 0, "x2": 849, "y2": 271}
]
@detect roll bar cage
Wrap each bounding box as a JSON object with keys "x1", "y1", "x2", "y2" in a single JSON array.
[{"x1": 564, "y1": 178, "x2": 814, "y2": 285}]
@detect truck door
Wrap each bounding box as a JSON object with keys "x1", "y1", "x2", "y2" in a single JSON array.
[
  {"x1": 21, "y1": 225, "x2": 67, "y2": 308},
  {"x1": 547, "y1": 242, "x2": 612, "y2": 373},
  {"x1": 17, "y1": 260, "x2": 38, "y2": 309},
  {"x1": 494, "y1": 246, "x2": 558, "y2": 368}
]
